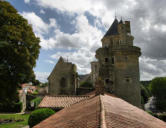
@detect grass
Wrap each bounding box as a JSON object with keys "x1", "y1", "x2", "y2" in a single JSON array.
[{"x1": 0, "y1": 113, "x2": 29, "y2": 128}]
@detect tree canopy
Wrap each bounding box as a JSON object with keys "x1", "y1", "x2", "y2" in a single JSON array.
[
  {"x1": 0, "y1": 1, "x2": 40, "y2": 111},
  {"x1": 149, "y1": 77, "x2": 166, "y2": 111}
]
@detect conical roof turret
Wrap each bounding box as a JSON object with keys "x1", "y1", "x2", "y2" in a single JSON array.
[{"x1": 104, "y1": 18, "x2": 119, "y2": 37}]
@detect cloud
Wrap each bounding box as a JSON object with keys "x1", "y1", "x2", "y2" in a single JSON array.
[
  {"x1": 48, "y1": 14, "x2": 103, "y2": 74},
  {"x1": 27, "y1": 13, "x2": 103, "y2": 51},
  {"x1": 140, "y1": 56, "x2": 166, "y2": 80},
  {"x1": 24, "y1": 0, "x2": 30, "y2": 4},
  {"x1": 35, "y1": 72, "x2": 50, "y2": 82},
  {"x1": 40, "y1": 9, "x2": 45, "y2": 14},
  {"x1": 22, "y1": 0, "x2": 166, "y2": 80},
  {"x1": 45, "y1": 60, "x2": 55, "y2": 64},
  {"x1": 21, "y1": 12, "x2": 57, "y2": 36}
]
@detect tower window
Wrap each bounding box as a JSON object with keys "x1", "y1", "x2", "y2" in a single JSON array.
[
  {"x1": 125, "y1": 77, "x2": 131, "y2": 83},
  {"x1": 105, "y1": 58, "x2": 109, "y2": 62},
  {"x1": 105, "y1": 79, "x2": 109, "y2": 84},
  {"x1": 112, "y1": 57, "x2": 115, "y2": 64}
]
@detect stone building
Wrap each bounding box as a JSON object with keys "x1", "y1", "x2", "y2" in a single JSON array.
[
  {"x1": 48, "y1": 57, "x2": 78, "y2": 95},
  {"x1": 91, "y1": 18, "x2": 141, "y2": 107}
]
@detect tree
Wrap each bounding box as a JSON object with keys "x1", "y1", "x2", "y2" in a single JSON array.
[
  {"x1": 0, "y1": 1, "x2": 40, "y2": 111},
  {"x1": 140, "y1": 84, "x2": 150, "y2": 104},
  {"x1": 149, "y1": 77, "x2": 166, "y2": 111},
  {"x1": 33, "y1": 80, "x2": 41, "y2": 86},
  {"x1": 80, "y1": 81, "x2": 93, "y2": 88}
]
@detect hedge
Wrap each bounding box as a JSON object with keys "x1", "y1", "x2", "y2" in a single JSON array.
[{"x1": 28, "y1": 108, "x2": 55, "y2": 127}]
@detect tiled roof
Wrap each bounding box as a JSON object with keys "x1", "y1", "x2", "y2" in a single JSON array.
[
  {"x1": 102, "y1": 95, "x2": 166, "y2": 128},
  {"x1": 35, "y1": 94, "x2": 166, "y2": 128},
  {"x1": 34, "y1": 96, "x2": 100, "y2": 128},
  {"x1": 38, "y1": 95, "x2": 89, "y2": 109}
]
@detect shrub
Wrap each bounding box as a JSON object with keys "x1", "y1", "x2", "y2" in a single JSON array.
[
  {"x1": 31, "y1": 97, "x2": 42, "y2": 109},
  {"x1": 0, "y1": 101, "x2": 22, "y2": 112},
  {"x1": 28, "y1": 108, "x2": 55, "y2": 127},
  {"x1": 13, "y1": 102, "x2": 22, "y2": 113},
  {"x1": 158, "y1": 113, "x2": 166, "y2": 122},
  {"x1": 147, "y1": 111, "x2": 158, "y2": 118}
]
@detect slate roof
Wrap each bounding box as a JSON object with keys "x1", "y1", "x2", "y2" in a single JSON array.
[
  {"x1": 34, "y1": 94, "x2": 166, "y2": 128},
  {"x1": 38, "y1": 95, "x2": 89, "y2": 109},
  {"x1": 104, "y1": 18, "x2": 119, "y2": 37}
]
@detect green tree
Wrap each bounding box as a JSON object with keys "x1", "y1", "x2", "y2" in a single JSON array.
[
  {"x1": 140, "y1": 84, "x2": 150, "y2": 104},
  {"x1": 0, "y1": 1, "x2": 40, "y2": 112},
  {"x1": 80, "y1": 81, "x2": 93, "y2": 88},
  {"x1": 33, "y1": 80, "x2": 41, "y2": 86},
  {"x1": 149, "y1": 77, "x2": 166, "y2": 111}
]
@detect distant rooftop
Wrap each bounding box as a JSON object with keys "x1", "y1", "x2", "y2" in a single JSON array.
[{"x1": 39, "y1": 95, "x2": 89, "y2": 109}]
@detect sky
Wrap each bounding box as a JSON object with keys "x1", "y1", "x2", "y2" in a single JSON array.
[{"x1": 7, "y1": 0, "x2": 166, "y2": 82}]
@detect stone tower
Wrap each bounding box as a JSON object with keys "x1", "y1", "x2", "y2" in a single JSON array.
[
  {"x1": 95, "y1": 18, "x2": 141, "y2": 107},
  {"x1": 48, "y1": 57, "x2": 78, "y2": 95}
]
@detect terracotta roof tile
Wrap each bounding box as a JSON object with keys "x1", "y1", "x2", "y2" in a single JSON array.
[
  {"x1": 39, "y1": 95, "x2": 89, "y2": 109},
  {"x1": 102, "y1": 94, "x2": 166, "y2": 128},
  {"x1": 34, "y1": 96, "x2": 100, "y2": 128},
  {"x1": 34, "y1": 94, "x2": 166, "y2": 128}
]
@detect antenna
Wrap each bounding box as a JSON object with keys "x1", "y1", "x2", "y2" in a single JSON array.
[{"x1": 115, "y1": 10, "x2": 117, "y2": 19}]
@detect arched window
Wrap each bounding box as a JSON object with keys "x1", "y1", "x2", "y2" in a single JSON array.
[
  {"x1": 60, "y1": 77, "x2": 66, "y2": 87},
  {"x1": 59, "y1": 77, "x2": 67, "y2": 94}
]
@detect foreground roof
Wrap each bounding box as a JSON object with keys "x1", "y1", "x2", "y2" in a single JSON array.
[
  {"x1": 38, "y1": 95, "x2": 89, "y2": 109},
  {"x1": 35, "y1": 94, "x2": 166, "y2": 128}
]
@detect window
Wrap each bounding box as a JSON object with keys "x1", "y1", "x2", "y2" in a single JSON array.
[
  {"x1": 125, "y1": 77, "x2": 131, "y2": 83},
  {"x1": 60, "y1": 77, "x2": 66, "y2": 87},
  {"x1": 112, "y1": 57, "x2": 114, "y2": 64},
  {"x1": 105, "y1": 58, "x2": 109, "y2": 62},
  {"x1": 105, "y1": 79, "x2": 114, "y2": 84},
  {"x1": 105, "y1": 79, "x2": 109, "y2": 84}
]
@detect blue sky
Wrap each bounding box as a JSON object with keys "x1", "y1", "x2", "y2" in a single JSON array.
[{"x1": 7, "y1": 0, "x2": 166, "y2": 82}]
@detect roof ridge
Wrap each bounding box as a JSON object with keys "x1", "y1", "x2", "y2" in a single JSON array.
[
  {"x1": 99, "y1": 95, "x2": 107, "y2": 128},
  {"x1": 64, "y1": 95, "x2": 94, "y2": 108}
]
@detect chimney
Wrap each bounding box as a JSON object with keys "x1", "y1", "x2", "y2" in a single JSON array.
[{"x1": 125, "y1": 21, "x2": 131, "y2": 33}]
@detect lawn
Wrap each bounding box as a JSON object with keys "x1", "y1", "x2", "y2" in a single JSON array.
[{"x1": 0, "y1": 113, "x2": 29, "y2": 128}]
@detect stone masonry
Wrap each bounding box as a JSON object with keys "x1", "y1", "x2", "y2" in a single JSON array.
[
  {"x1": 92, "y1": 18, "x2": 141, "y2": 107},
  {"x1": 48, "y1": 57, "x2": 78, "y2": 95}
]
